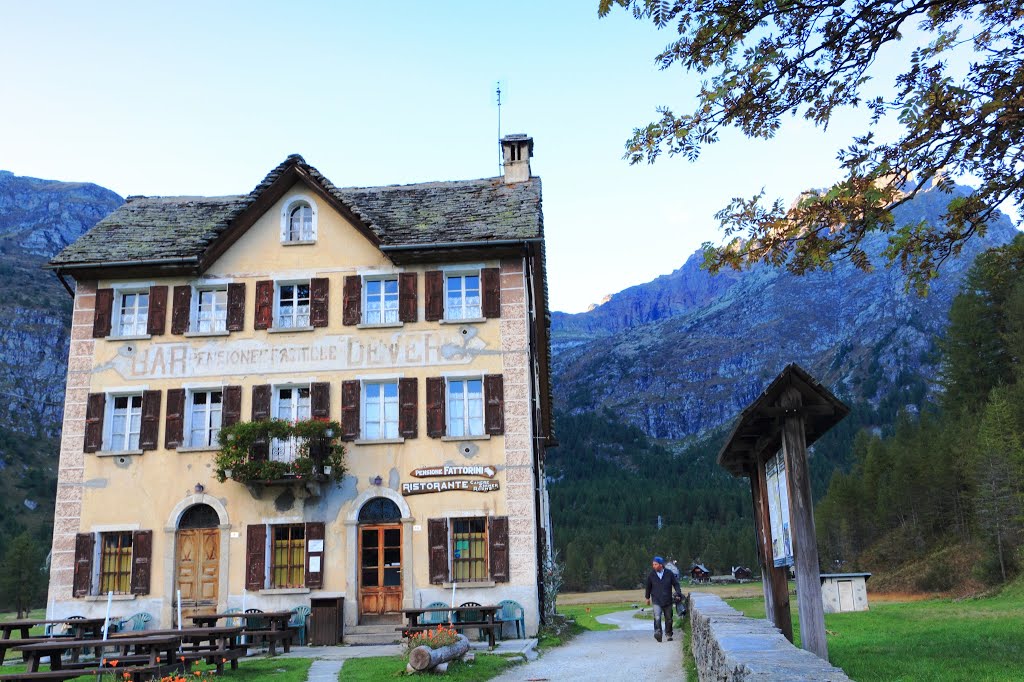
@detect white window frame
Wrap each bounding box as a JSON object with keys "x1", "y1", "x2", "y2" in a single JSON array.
[
  {"x1": 280, "y1": 195, "x2": 318, "y2": 244},
  {"x1": 103, "y1": 391, "x2": 144, "y2": 452},
  {"x1": 190, "y1": 284, "x2": 229, "y2": 334},
  {"x1": 274, "y1": 280, "x2": 312, "y2": 329},
  {"x1": 185, "y1": 387, "x2": 224, "y2": 449},
  {"x1": 271, "y1": 384, "x2": 311, "y2": 463},
  {"x1": 443, "y1": 270, "x2": 483, "y2": 321},
  {"x1": 446, "y1": 377, "x2": 485, "y2": 438},
  {"x1": 362, "y1": 380, "x2": 400, "y2": 441},
  {"x1": 362, "y1": 275, "x2": 401, "y2": 326},
  {"x1": 112, "y1": 286, "x2": 151, "y2": 338}
]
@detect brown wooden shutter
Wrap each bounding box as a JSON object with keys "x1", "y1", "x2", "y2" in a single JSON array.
[
  {"x1": 399, "y1": 378, "x2": 418, "y2": 439},
  {"x1": 311, "y1": 382, "x2": 330, "y2": 420},
  {"x1": 428, "y1": 518, "x2": 449, "y2": 585},
  {"x1": 147, "y1": 285, "x2": 168, "y2": 335},
  {"x1": 305, "y1": 522, "x2": 325, "y2": 589},
  {"x1": 342, "y1": 276, "x2": 361, "y2": 326},
  {"x1": 488, "y1": 516, "x2": 510, "y2": 583},
  {"x1": 130, "y1": 530, "x2": 152, "y2": 595},
  {"x1": 73, "y1": 533, "x2": 94, "y2": 597},
  {"x1": 254, "y1": 280, "x2": 274, "y2": 330},
  {"x1": 226, "y1": 283, "x2": 246, "y2": 332},
  {"x1": 84, "y1": 393, "x2": 105, "y2": 453},
  {"x1": 245, "y1": 524, "x2": 267, "y2": 591},
  {"x1": 164, "y1": 388, "x2": 185, "y2": 449},
  {"x1": 484, "y1": 374, "x2": 505, "y2": 436},
  {"x1": 399, "y1": 272, "x2": 418, "y2": 323},
  {"x1": 481, "y1": 268, "x2": 501, "y2": 318},
  {"x1": 426, "y1": 377, "x2": 445, "y2": 438},
  {"x1": 424, "y1": 271, "x2": 443, "y2": 322},
  {"x1": 93, "y1": 288, "x2": 114, "y2": 338},
  {"x1": 251, "y1": 385, "x2": 272, "y2": 461},
  {"x1": 139, "y1": 390, "x2": 161, "y2": 451},
  {"x1": 222, "y1": 385, "x2": 242, "y2": 428},
  {"x1": 310, "y1": 277, "x2": 329, "y2": 328},
  {"x1": 340, "y1": 380, "x2": 360, "y2": 441},
  {"x1": 171, "y1": 285, "x2": 191, "y2": 334}
]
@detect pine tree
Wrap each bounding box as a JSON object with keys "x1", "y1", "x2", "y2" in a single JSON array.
[{"x1": 0, "y1": 531, "x2": 45, "y2": 618}]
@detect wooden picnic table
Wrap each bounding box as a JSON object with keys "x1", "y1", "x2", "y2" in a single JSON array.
[
  {"x1": 190, "y1": 611, "x2": 294, "y2": 656},
  {"x1": 111, "y1": 626, "x2": 246, "y2": 674},
  {"x1": 13, "y1": 634, "x2": 179, "y2": 673},
  {"x1": 0, "y1": 618, "x2": 110, "y2": 664},
  {"x1": 400, "y1": 605, "x2": 501, "y2": 649}
]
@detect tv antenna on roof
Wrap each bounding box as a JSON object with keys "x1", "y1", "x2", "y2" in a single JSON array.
[{"x1": 496, "y1": 81, "x2": 503, "y2": 175}]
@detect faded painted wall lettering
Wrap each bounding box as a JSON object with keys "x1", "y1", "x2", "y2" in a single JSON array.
[{"x1": 109, "y1": 331, "x2": 485, "y2": 379}]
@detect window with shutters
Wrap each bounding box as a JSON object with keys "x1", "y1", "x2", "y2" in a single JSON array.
[
  {"x1": 444, "y1": 272, "x2": 482, "y2": 320},
  {"x1": 271, "y1": 524, "x2": 305, "y2": 588},
  {"x1": 186, "y1": 389, "x2": 223, "y2": 448},
  {"x1": 451, "y1": 517, "x2": 487, "y2": 582},
  {"x1": 276, "y1": 281, "x2": 311, "y2": 329},
  {"x1": 272, "y1": 385, "x2": 310, "y2": 462},
  {"x1": 113, "y1": 289, "x2": 150, "y2": 337},
  {"x1": 281, "y1": 196, "x2": 317, "y2": 243},
  {"x1": 447, "y1": 378, "x2": 484, "y2": 437},
  {"x1": 363, "y1": 381, "x2": 399, "y2": 440},
  {"x1": 363, "y1": 277, "x2": 400, "y2": 325},
  {"x1": 191, "y1": 286, "x2": 228, "y2": 333},
  {"x1": 105, "y1": 393, "x2": 143, "y2": 451},
  {"x1": 99, "y1": 531, "x2": 133, "y2": 595}
]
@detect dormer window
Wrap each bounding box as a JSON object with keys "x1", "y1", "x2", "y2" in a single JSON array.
[{"x1": 281, "y1": 196, "x2": 318, "y2": 243}]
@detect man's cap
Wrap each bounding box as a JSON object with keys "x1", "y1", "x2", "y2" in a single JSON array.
[{"x1": 653, "y1": 556, "x2": 665, "y2": 564}]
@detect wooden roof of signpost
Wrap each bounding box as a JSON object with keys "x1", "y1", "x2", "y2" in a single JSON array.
[{"x1": 717, "y1": 363, "x2": 850, "y2": 477}]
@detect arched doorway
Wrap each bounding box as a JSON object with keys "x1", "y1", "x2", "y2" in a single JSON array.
[
  {"x1": 358, "y1": 497, "x2": 403, "y2": 620},
  {"x1": 175, "y1": 504, "x2": 221, "y2": 622}
]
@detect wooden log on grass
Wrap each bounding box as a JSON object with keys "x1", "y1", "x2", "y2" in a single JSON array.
[{"x1": 408, "y1": 634, "x2": 471, "y2": 672}]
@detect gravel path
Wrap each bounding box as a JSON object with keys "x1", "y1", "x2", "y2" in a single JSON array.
[{"x1": 489, "y1": 609, "x2": 685, "y2": 681}]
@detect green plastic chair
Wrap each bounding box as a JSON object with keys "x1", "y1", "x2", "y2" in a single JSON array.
[
  {"x1": 456, "y1": 602, "x2": 486, "y2": 642},
  {"x1": 422, "y1": 601, "x2": 450, "y2": 625},
  {"x1": 117, "y1": 612, "x2": 152, "y2": 632},
  {"x1": 289, "y1": 606, "x2": 311, "y2": 646},
  {"x1": 497, "y1": 600, "x2": 525, "y2": 639}
]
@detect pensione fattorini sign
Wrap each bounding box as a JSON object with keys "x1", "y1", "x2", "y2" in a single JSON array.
[{"x1": 99, "y1": 330, "x2": 489, "y2": 380}]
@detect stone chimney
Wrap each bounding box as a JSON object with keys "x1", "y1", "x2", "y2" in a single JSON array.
[{"x1": 501, "y1": 134, "x2": 533, "y2": 184}]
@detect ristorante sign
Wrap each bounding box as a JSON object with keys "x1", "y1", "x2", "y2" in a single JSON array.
[
  {"x1": 401, "y1": 479, "x2": 501, "y2": 496},
  {"x1": 102, "y1": 330, "x2": 486, "y2": 380}
]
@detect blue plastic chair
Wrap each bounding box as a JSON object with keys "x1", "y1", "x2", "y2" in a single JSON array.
[
  {"x1": 289, "y1": 606, "x2": 311, "y2": 646},
  {"x1": 497, "y1": 600, "x2": 525, "y2": 639},
  {"x1": 422, "y1": 601, "x2": 451, "y2": 625}
]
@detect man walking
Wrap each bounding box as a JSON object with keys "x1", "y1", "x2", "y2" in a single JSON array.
[{"x1": 645, "y1": 555, "x2": 683, "y2": 642}]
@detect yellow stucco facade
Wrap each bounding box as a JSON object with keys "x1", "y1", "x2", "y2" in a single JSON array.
[{"x1": 47, "y1": 155, "x2": 551, "y2": 639}]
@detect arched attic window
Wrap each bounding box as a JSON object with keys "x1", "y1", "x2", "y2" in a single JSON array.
[{"x1": 281, "y1": 196, "x2": 317, "y2": 243}]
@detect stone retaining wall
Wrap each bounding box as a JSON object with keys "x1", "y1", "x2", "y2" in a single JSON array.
[{"x1": 688, "y1": 592, "x2": 851, "y2": 681}]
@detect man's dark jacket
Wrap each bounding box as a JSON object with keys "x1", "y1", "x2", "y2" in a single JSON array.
[{"x1": 645, "y1": 568, "x2": 682, "y2": 607}]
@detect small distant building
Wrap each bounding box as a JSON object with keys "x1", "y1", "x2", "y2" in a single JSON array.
[
  {"x1": 732, "y1": 566, "x2": 753, "y2": 581},
  {"x1": 690, "y1": 563, "x2": 711, "y2": 582},
  {"x1": 819, "y1": 573, "x2": 871, "y2": 613}
]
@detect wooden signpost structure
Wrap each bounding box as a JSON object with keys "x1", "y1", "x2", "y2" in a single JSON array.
[{"x1": 717, "y1": 364, "x2": 849, "y2": 662}]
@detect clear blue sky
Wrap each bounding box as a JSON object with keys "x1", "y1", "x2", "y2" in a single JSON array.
[{"x1": 0, "y1": 1, "x2": 955, "y2": 312}]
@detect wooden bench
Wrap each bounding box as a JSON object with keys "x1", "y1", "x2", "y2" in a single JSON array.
[
  {"x1": 0, "y1": 671, "x2": 95, "y2": 681},
  {"x1": 243, "y1": 628, "x2": 293, "y2": 655},
  {"x1": 0, "y1": 638, "x2": 53, "y2": 663}
]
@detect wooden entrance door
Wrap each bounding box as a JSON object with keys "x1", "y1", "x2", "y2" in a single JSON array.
[
  {"x1": 176, "y1": 528, "x2": 220, "y2": 622},
  {"x1": 359, "y1": 525, "x2": 402, "y2": 616}
]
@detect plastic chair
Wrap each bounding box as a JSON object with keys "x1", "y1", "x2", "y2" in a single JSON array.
[
  {"x1": 117, "y1": 612, "x2": 152, "y2": 632},
  {"x1": 289, "y1": 606, "x2": 311, "y2": 646},
  {"x1": 422, "y1": 601, "x2": 451, "y2": 625},
  {"x1": 497, "y1": 599, "x2": 525, "y2": 639},
  {"x1": 222, "y1": 607, "x2": 242, "y2": 627},
  {"x1": 456, "y1": 602, "x2": 486, "y2": 642},
  {"x1": 244, "y1": 608, "x2": 266, "y2": 649}
]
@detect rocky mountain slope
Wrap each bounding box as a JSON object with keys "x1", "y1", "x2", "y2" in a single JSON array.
[
  {"x1": 551, "y1": 182, "x2": 1019, "y2": 440},
  {"x1": 0, "y1": 170, "x2": 121, "y2": 547}
]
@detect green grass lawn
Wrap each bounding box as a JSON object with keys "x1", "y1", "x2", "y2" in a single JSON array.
[
  {"x1": 725, "y1": 583, "x2": 1024, "y2": 681},
  {"x1": 339, "y1": 653, "x2": 519, "y2": 680},
  {"x1": 1, "y1": 657, "x2": 313, "y2": 681},
  {"x1": 556, "y1": 602, "x2": 633, "y2": 631}
]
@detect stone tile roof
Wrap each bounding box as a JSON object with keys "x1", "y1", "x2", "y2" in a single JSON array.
[{"x1": 49, "y1": 155, "x2": 543, "y2": 267}]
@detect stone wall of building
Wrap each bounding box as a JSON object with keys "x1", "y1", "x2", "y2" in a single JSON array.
[{"x1": 688, "y1": 592, "x2": 851, "y2": 682}]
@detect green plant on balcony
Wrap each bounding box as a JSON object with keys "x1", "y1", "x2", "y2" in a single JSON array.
[{"x1": 214, "y1": 418, "x2": 346, "y2": 484}]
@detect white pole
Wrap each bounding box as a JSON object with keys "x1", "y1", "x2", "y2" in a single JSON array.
[
  {"x1": 102, "y1": 591, "x2": 112, "y2": 641},
  {"x1": 450, "y1": 583, "x2": 456, "y2": 625},
  {"x1": 177, "y1": 589, "x2": 183, "y2": 632}
]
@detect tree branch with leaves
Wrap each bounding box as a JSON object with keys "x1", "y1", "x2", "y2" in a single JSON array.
[{"x1": 600, "y1": 0, "x2": 1024, "y2": 293}]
